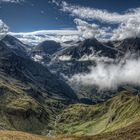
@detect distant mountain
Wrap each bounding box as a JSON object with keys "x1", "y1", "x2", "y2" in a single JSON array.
[
  {"x1": 31, "y1": 40, "x2": 62, "y2": 63},
  {"x1": 106, "y1": 37, "x2": 140, "y2": 54},
  {"x1": 35, "y1": 40, "x2": 62, "y2": 55},
  {"x1": 30, "y1": 37, "x2": 140, "y2": 104},
  {"x1": 58, "y1": 38, "x2": 120, "y2": 59},
  {"x1": 37, "y1": 38, "x2": 122, "y2": 103},
  {"x1": 48, "y1": 38, "x2": 121, "y2": 76},
  {"x1": 29, "y1": 38, "x2": 126, "y2": 103}
]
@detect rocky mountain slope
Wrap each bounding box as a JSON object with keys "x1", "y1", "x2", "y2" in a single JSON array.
[
  {"x1": 0, "y1": 35, "x2": 78, "y2": 134},
  {"x1": 34, "y1": 37, "x2": 140, "y2": 78},
  {"x1": 48, "y1": 38, "x2": 121, "y2": 77},
  {"x1": 31, "y1": 38, "x2": 122, "y2": 76},
  {"x1": 29, "y1": 37, "x2": 140, "y2": 104},
  {"x1": 106, "y1": 37, "x2": 140, "y2": 54}
]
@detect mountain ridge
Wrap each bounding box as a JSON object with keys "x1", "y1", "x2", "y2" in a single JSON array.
[{"x1": 0, "y1": 35, "x2": 78, "y2": 134}]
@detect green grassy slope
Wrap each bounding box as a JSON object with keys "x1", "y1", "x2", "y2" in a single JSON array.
[
  {"x1": 56, "y1": 121, "x2": 140, "y2": 140},
  {"x1": 0, "y1": 74, "x2": 49, "y2": 133},
  {"x1": 1, "y1": 121, "x2": 140, "y2": 140},
  {"x1": 55, "y1": 91, "x2": 140, "y2": 135}
]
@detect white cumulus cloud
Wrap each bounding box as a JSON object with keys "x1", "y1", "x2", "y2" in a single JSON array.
[
  {"x1": 60, "y1": 1, "x2": 140, "y2": 24},
  {"x1": 74, "y1": 18, "x2": 112, "y2": 41},
  {"x1": 52, "y1": 1, "x2": 140, "y2": 41},
  {"x1": 112, "y1": 17, "x2": 140, "y2": 40}
]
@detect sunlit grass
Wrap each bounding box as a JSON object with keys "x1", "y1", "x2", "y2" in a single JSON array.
[{"x1": 55, "y1": 91, "x2": 140, "y2": 135}]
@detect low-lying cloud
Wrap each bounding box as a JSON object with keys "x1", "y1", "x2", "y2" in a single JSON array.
[
  {"x1": 10, "y1": 30, "x2": 80, "y2": 45},
  {"x1": 70, "y1": 56, "x2": 140, "y2": 90}
]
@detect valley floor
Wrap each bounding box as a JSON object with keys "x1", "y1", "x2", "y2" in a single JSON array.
[{"x1": 1, "y1": 121, "x2": 140, "y2": 140}]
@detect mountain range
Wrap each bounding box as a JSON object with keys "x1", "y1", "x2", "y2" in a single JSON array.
[{"x1": 0, "y1": 34, "x2": 140, "y2": 139}]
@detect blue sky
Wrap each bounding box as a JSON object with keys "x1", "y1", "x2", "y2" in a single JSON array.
[
  {"x1": 1, "y1": 0, "x2": 140, "y2": 45},
  {"x1": 1, "y1": 0, "x2": 140, "y2": 32}
]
